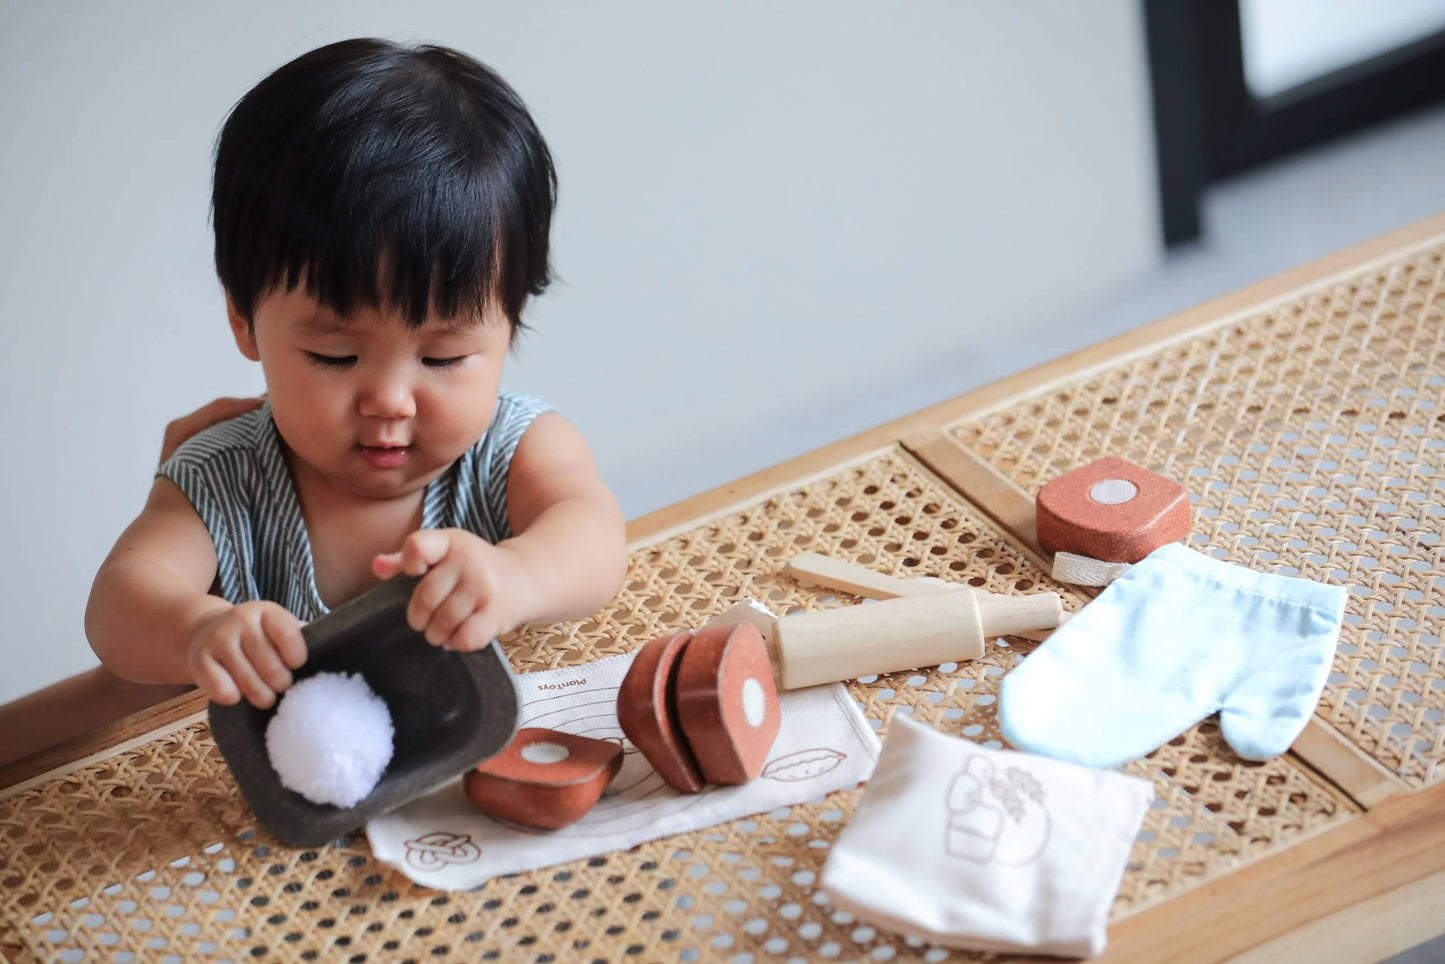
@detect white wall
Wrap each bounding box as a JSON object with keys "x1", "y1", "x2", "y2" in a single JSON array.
[{"x1": 0, "y1": 0, "x2": 1159, "y2": 704}]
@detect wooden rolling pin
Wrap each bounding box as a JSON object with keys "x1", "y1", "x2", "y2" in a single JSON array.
[
  {"x1": 776, "y1": 553, "x2": 1067, "y2": 690},
  {"x1": 787, "y1": 552, "x2": 1069, "y2": 642},
  {"x1": 774, "y1": 582, "x2": 1063, "y2": 689}
]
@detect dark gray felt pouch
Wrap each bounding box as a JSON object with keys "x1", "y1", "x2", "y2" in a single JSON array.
[{"x1": 209, "y1": 575, "x2": 520, "y2": 847}]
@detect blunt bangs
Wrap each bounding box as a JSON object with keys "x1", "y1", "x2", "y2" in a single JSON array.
[{"x1": 212, "y1": 39, "x2": 556, "y2": 329}]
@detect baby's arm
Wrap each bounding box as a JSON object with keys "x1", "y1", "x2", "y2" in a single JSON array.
[
  {"x1": 86, "y1": 478, "x2": 305, "y2": 706},
  {"x1": 86, "y1": 479, "x2": 230, "y2": 683},
  {"x1": 498, "y1": 413, "x2": 628, "y2": 625}
]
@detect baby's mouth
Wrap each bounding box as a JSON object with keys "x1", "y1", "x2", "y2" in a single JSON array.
[{"x1": 358, "y1": 443, "x2": 413, "y2": 468}]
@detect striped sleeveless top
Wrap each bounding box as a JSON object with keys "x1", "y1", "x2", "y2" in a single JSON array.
[{"x1": 156, "y1": 391, "x2": 554, "y2": 621}]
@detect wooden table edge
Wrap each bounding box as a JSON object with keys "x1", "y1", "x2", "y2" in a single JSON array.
[
  {"x1": 0, "y1": 688, "x2": 207, "y2": 799},
  {"x1": 1096, "y1": 779, "x2": 1445, "y2": 963}
]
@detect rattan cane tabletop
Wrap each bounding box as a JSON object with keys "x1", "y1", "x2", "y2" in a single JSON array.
[{"x1": 5, "y1": 214, "x2": 1445, "y2": 963}]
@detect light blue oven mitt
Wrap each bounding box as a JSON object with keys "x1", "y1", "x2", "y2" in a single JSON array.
[{"x1": 999, "y1": 543, "x2": 1348, "y2": 768}]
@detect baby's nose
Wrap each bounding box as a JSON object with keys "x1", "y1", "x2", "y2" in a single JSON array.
[{"x1": 358, "y1": 380, "x2": 417, "y2": 419}]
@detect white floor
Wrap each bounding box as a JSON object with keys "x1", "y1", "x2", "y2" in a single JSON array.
[{"x1": 1047, "y1": 100, "x2": 1445, "y2": 362}]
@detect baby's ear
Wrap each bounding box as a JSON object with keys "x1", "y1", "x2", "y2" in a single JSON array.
[{"x1": 225, "y1": 292, "x2": 260, "y2": 362}]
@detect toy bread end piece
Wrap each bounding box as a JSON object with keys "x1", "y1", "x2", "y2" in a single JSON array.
[
  {"x1": 617, "y1": 632, "x2": 705, "y2": 793},
  {"x1": 1036, "y1": 456, "x2": 1190, "y2": 563}
]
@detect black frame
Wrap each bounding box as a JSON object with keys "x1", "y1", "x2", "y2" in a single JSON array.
[{"x1": 1145, "y1": 0, "x2": 1445, "y2": 247}]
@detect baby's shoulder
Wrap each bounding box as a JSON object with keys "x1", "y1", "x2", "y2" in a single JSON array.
[
  {"x1": 457, "y1": 390, "x2": 555, "y2": 477},
  {"x1": 492, "y1": 390, "x2": 555, "y2": 425},
  {"x1": 445, "y1": 391, "x2": 557, "y2": 539},
  {"x1": 158, "y1": 404, "x2": 273, "y2": 494},
  {"x1": 163, "y1": 405, "x2": 270, "y2": 466},
  {"x1": 468, "y1": 390, "x2": 555, "y2": 455}
]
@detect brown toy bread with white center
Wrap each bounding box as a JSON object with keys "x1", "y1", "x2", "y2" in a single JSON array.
[
  {"x1": 674, "y1": 622, "x2": 781, "y2": 785},
  {"x1": 463, "y1": 728, "x2": 624, "y2": 830}
]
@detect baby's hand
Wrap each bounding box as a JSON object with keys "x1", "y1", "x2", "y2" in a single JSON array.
[
  {"x1": 372, "y1": 529, "x2": 529, "y2": 651},
  {"x1": 187, "y1": 601, "x2": 308, "y2": 708}
]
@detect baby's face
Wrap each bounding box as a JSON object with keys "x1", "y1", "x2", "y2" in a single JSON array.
[{"x1": 234, "y1": 285, "x2": 511, "y2": 500}]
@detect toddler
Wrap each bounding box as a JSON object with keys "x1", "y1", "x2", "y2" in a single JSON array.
[{"x1": 85, "y1": 39, "x2": 628, "y2": 710}]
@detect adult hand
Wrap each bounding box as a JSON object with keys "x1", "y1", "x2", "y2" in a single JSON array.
[{"x1": 159, "y1": 395, "x2": 266, "y2": 466}]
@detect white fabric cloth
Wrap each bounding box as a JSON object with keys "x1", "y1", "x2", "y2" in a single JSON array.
[
  {"x1": 1050, "y1": 551, "x2": 1131, "y2": 587},
  {"x1": 368, "y1": 650, "x2": 879, "y2": 890},
  {"x1": 1002, "y1": 543, "x2": 1348, "y2": 768},
  {"x1": 821, "y1": 715, "x2": 1152, "y2": 958}
]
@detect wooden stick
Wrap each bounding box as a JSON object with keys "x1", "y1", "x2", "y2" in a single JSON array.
[{"x1": 787, "y1": 552, "x2": 931, "y2": 599}]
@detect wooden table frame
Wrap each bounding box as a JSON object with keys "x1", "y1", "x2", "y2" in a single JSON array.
[{"x1": 6, "y1": 211, "x2": 1445, "y2": 964}]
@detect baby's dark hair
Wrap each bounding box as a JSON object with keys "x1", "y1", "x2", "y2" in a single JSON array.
[{"x1": 212, "y1": 38, "x2": 556, "y2": 331}]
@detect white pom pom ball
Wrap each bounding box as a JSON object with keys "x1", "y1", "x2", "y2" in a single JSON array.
[{"x1": 265, "y1": 671, "x2": 395, "y2": 808}]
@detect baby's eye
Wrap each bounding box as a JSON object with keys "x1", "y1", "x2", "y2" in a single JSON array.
[
  {"x1": 304, "y1": 352, "x2": 356, "y2": 368},
  {"x1": 423, "y1": 356, "x2": 469, "y2": 369}
]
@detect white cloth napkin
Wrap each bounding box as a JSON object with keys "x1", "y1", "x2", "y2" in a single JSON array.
[
  {"x1": 821, "y1": 715, "x2": 1152, "y2": 959},
  {"x1": 368, "y1": 650, "x2": 880, "y2": 890}
]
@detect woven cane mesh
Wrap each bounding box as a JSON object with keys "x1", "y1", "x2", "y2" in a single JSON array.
[
  {"x1": 950, "y1": 240, "x2": 1445, "y2": 789},
  {"x1": 1, "y1": 451, "x2": 1351, "y2": 963}
]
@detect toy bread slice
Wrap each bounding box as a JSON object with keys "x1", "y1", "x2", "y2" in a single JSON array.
[
  {"x1": 463, "y1": 727, "x2": 623, "y2": 830},
  {"x1": 616, "y1": 631, "x2": 706, "y2": 793},
  {"x1": 674, "y1": 622, "x2": 782, "y2": 785}
]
